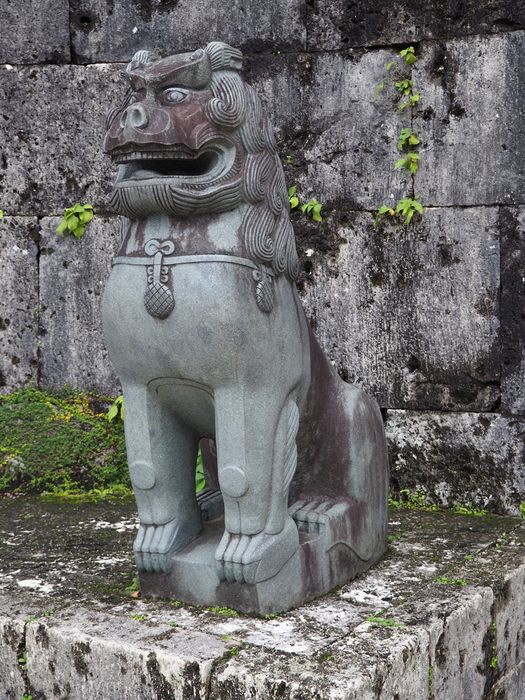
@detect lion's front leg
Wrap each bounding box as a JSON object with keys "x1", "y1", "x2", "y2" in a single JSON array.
[
  {"x1": 122, "y1": 382, "x2": 201, "y2": 573},
  {"x1": 213, "y1": 388, "x2": 300, "y2": 584}
]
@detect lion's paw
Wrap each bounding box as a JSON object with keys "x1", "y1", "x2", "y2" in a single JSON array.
[
  {"x1": 289, "y1": 500, "x2": 333, "y2": 534},
  {"x1": 215, "y1": 517, "x2": 299, "y2": 585},
  {"x1": 134, "y1": 518, "x2": 200, "y2": 573}
]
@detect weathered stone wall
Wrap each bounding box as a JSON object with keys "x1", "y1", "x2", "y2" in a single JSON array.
[{"x1": 0, "y1": 2, "x2": 523, "y2": 513}]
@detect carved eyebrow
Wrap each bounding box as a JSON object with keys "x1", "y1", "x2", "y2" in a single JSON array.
[{"x1": 126, "y1": 69, "x2": 207, "y2": 93}]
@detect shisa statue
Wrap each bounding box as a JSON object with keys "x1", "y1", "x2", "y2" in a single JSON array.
[{"x1": 102, "y1": 42, "x2": 388, "y2": 613}]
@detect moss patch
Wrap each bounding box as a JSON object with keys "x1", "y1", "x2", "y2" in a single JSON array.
[{"x1": 0, "y1": 387, "x2": 129, "y2": 496}]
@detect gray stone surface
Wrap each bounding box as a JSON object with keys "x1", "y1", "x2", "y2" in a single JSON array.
[
  {"x1": 495, "y1": 553, "x2": 525, "y2": 684},
  {"x1": 428, "y1": 588, "x2": 493, "y2": 699},
  {"x1": 300, "y1": 207, "x2": 500, "y2": 411},
  {"x1": 0, "y1": 63, "x2": 125, "y2": 216},
  {"x1": 415, "y1": 32, "x2": 525, "y2": 207},
  {"x1": 39, "y1": 216, "x2": 120, "y2": 395},
  {"x1": 286, "y1": 49, "x2": 410, "y2": 211},
  {"x1": 26, "y1": 608, "x2": 229, "y2": 700},
  {"x1": 306, "y1": 0, "x2": 525, "y2": 51},
  {"x1": 70, "y1": 0, "x2": 306, "y2": 63},
  {"x1": 489, "y1": 662, "x2": 525, "y2": 700},
  {"x1": 386, "y1": 410, "x2": 525, "y2": 515},
  {"x1": 0, "y1": 217, "x2": 39, "y2": 392},
  {"x1": 0, "y1": 613, "x2": 26, "y2": 700},
  {"x1": 500, "y1": 207, "x2": 525, "y2": 415},
  {"x1": 0, "y1": 0, "x2": 70, "y2": 64},
  {"x1": 0, "y1": 498, "x2": 524, "y2": 699}
]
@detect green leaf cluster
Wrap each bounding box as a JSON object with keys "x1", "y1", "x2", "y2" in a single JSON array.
[
  {"x1": 397, "y1": 128, "x2": 421, "y2": 151},
  {"x1": 288, "y1": 186, "x2": 323, "y2": 222},
  {"x1": 195, "y1": 448, "x2": 206, "y2": 493},
  {"x1": 374, "y1": 196, "x2": 423, "y2": 228},
  {"x1": 395, "y1": 78, "x2": 413, "y2": 95},
  {"x1": 400, "y1": 46, "x2": 417, "y2": 65},
  {"x1": 301, "y1": 197, "x2": 323, "y2": 222},
  {"x1": 434, "y1": 576, "x2": 468, "y2": 587},
  {"x1": 395, "y1": 152, "x2": 420, "y2": 174},
  {"x1": 373, "y1": 45, "x2": 426, "y2": 230},
  {"x1": 56, "y1": 203, "x2": 94, "y2": 239},
  {"x1": 366, "y1": 615, "x2": 404, "y2": 628},
  {"x1": 395, "y1": 196, "x2": 424, "y2": 224}
]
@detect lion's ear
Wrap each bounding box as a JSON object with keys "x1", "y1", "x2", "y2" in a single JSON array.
[{"x1": 204, "y1": 42, "x2": 243, "y2": 71}]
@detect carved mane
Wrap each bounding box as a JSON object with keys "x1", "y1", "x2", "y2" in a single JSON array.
[{"x1": 204, "y1": 42, "x2": 299, "y2": 282}]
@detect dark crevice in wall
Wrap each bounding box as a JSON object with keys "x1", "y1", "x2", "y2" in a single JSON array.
[
  {"x1": 67, "y1": 0, "x2": 75, "y2": 66},
  {"x1": 16, "y1": 621, "x2": 32, "y2": 699}
]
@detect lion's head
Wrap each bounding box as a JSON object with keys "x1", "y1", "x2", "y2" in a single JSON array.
[{"x1": 105, "y1": 42, "x2": 298, "y2": 281}]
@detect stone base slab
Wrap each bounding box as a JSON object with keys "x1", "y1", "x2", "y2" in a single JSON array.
[
  {"x1": 0, "y1": 497, "x2": 524, "y2": 699},
  {"x1": 140, "y1": 510, "x2": 385, "y2": 615}
]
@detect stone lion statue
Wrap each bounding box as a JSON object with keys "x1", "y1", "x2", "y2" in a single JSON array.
[{"x1": 102, "y1": 42, "x2": 388, "y2": 611}]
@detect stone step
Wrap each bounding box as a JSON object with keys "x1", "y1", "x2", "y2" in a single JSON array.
[{"x1": 0, "y1": 497, "x2": 523, "y2": 699}]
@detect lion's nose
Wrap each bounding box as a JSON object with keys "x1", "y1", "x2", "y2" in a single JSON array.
[{"x1": 120, "y1": 103, "x2": 149, "y2": 129}]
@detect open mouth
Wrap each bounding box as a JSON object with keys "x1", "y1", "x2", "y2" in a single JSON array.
[{"x1": 113, "y1": 143, "x2": 234, "y2": 184}]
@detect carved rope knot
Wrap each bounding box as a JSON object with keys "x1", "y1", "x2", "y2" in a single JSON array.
[{"x1": 145, "y1": 239, "x2": 175, "y2": 257}]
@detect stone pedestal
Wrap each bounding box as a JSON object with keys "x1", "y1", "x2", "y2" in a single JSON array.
[{"x1": 140, "y1": 502, "x2": 386, "y2": 615}]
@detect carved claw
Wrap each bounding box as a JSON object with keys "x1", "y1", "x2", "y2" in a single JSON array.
[
  {"x1": 215, "y1": 517, "x2": 299, "y2": 585},
  {"x1": 134, "y1": 519, "x2": 200, "y2": 573},
  {"x1": 289, "y1": 500, "x2": 332, "y2": 534}
]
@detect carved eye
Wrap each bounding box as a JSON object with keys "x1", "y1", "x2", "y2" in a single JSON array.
[{"x1": 163, "y1": 88, "x2": 188, "y2": 104}]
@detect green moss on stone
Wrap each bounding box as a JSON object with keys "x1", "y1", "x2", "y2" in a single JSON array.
[{"x1": 0, "y1": 387, "x2": 129, "y2": 496}]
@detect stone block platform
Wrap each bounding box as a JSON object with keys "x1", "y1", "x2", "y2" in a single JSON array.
[{"x1": 0, "y1": 497, "x2": 524, "y2": 699}]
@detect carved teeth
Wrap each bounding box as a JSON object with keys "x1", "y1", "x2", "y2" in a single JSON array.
[{"x1": 114, "y1": 150, "x2": 199, "y2": 163}]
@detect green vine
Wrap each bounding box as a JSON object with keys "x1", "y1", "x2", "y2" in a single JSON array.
[{"x1": 374, "y1": 46, "x2": 425, "y2": 228}]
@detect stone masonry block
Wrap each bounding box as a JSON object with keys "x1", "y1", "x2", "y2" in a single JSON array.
[
  {"x1": 300, "y1": 207, "x2": 500, "y2": 411},
  {"x1": 306, "y1": 0, "x2": 525, "y2": 51},
  {"x1": 0, "y1": 63, "x2": 126, "y2": 216},
  {"x1": 2, "y1": 502, "x2": 525, "y2": 699},
  {"x1": 70, "y1": 0, "x2": 306, "y2": 63},
  {"x1": 429, "y1": 588, "x2": 493, "y2": 699},
  {"x1": 500, "y1": 207, "x2": 525, "y2": 415},
  {"x1": 0, "y1": 217, "x2": 39, "y2": 392},
  {"x1": 415, "y1": 32, "x2": 525, "y2": 206},
  {"x1": 264, "y1": 49, "x2": 411, "y2": 211},
  {"x1": 26, "y1": 608, "x2": 231, "y2": 699},
  {"x1": 226, "y1": 50, "x2": 393, "y2": 212},
  {"x1": 495, "y1": 563, "x2": 525, "y2": 683},
  {"x1": 0, "y1": 0, "x2": 70, "y2": 64},
  {"x1": 489, "y1": 662, "x2": 525, "y2": 700},
  {"x1": 0, "y1": 615, "x2": 26, "y2": 700},
  {"x1": 39, "y1": 216, "x2": 120, "y2": 395},
  {"x1": 386, "y1": 410, "x2": 525, "y2": 514}
]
